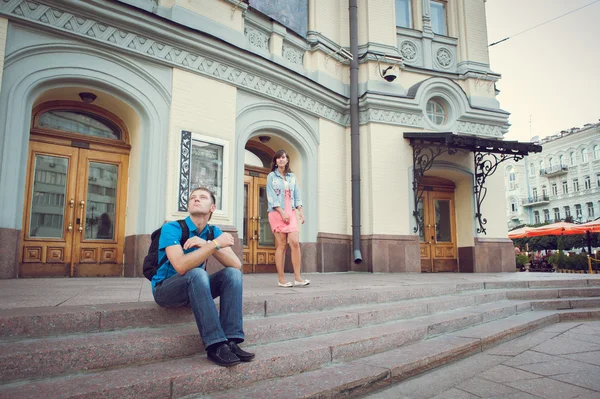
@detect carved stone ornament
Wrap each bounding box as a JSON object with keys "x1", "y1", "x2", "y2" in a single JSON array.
[
  {"x1": 436, "y1": 48, "x2": 452, "y2": 67},
  {"x1": 400, "y1": 41, "x2": 417, "y2": 62},
  {"x1": 244, "y1": 26, "x2": 269, "y2": 50},
  {"x1": 282, "y1": 44, "x2": 304, "y2": 65},
  {"x1": 457, "y1": 121, "x2": 503, "y2": 138}
]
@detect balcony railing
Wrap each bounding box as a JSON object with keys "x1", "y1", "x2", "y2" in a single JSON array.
[
  {"x1": 539, "y1": 164, "x2": 568, "y2": 177},
  {"x1": 520, "y1": 195, "x2": 550, "y2": 206}
]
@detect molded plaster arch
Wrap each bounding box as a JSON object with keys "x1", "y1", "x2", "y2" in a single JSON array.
[
  {"x1": 0, "y1": 42, "x2": 172, "y2": 234},
  {"x1": 235, "y1": 101, "x2": 319, "y2": 242}
]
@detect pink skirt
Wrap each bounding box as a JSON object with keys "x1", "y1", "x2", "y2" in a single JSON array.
[{"x1": 268, "y1": 189, "x2": 299, "y2": 233}]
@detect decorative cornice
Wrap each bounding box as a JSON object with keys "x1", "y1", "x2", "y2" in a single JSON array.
[
  {"x1": 456, "y1": 121, "x2": 503, "y2": 138},
  {"x1": 0, "y1": 0, "x2": 348, "y2": 125},
  {"x1": 244, "y1": 24, "x2": 269, "y2": 52},
  {"x1": 282, "y1": 43, "x2": 304, "y2": 66},
  {"x1": 359, "y1": 108, "x2": 424, "y2": 127}
]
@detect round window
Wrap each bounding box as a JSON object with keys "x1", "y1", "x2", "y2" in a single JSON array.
[{"x1": 426, "y1": 98, "x2": 447, "y2": 125}]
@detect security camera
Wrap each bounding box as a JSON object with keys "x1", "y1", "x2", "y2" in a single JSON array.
[{"x1": 380, "y1": 65, "x2": 397, "y2": 82}]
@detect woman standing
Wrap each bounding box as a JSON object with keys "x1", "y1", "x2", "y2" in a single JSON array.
[{"x1": 266, "y1": 149, "x2": 310, "y2": 287}]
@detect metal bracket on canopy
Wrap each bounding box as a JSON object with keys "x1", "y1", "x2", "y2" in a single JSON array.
[
  {"x1": 411, "y1": 143, "x2": 458, "y2": 234},
  {"x1": 474, "y1": 151, "x2": 524, "y2": 234}
]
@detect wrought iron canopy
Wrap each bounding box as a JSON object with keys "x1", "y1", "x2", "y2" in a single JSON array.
[{"x1": 404, "y1": 132, "x2": 542, "y2": 236}]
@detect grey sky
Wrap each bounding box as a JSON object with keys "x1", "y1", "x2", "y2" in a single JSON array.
[{"x1": 485, "y1": 0, "x2": 600, "y2": 142}]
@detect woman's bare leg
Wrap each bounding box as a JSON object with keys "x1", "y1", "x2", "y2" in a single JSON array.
[
  {"x1": 288, "y1": 231, "x2": 303, "y2": 281},
  {"x1": 273, "y1": 231, "x2": 288, "y2": 284}
]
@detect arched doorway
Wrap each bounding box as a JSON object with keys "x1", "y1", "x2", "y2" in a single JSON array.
[
  {"x1": 20, "y1": 101, "x2": 130, "y2": 277},
  {"x1": 418, "y1": 176, "x2": 458, "y2": 272},
  {"x1": 242, "y1": 140, "x2": 276, "y2": 273}
]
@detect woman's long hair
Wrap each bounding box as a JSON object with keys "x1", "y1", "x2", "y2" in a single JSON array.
[{"x1": 270, "y1": 149, "x2": 292, "y2": 174}]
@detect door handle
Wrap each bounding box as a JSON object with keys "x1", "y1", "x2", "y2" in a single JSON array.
[
  {"x1": 67, "y1": 222, "x2": 73, "y2": 233},
  {"x1": 78, "y1": 200, "x2": 85, "y2": 233},
  {"x1": 69, "y1": 199, "x2": 75, "y2": 208}
]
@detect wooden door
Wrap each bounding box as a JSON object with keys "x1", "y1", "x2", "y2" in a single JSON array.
[
  {"x1": 419, "y1": 189, "x2": 458, "y2": 273},
  {"x1": 242, "y1": 174, "x2": 276, "y2": 273},
  {"x1": 20, "y1": 143, "x2": 128, "y2": 277}
]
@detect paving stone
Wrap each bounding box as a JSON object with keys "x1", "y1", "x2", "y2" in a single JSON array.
[
  {"x1": 502, "y1": 350, "x2": 558, "y2": 367},
  {"x1": 532, "y1": 336, "x2": 600, "y2": 355},
  {"x1": 560, "y1": 331, "x2": 600, "y2": 345},
  {"x1": 488, "y1": 393, "x2": 549, "y2": 399},
  {"x1": 540, "y1": 322, "x2": 583, "y2": 333},
  {"x1": 512, "y1": 358, "x2": 596, "y2": 376},
  {"x1": 506, "y1": 376, "x2": 596, "y2": 399},
  {"x1": 457, "y1": 376, "x2": 519, "y2": 397},
  {"x1": 430, "y1": 388, "x2": 480, "y2": 399},
  {"x1": 569, "y1": 323, "x2": 600, "y2": 335},
  {"x1": 551, "y1": 368, "x2": 600, "y2": 392},
  {"x1": 561, "y1": 350, "x2": 600, "y2": 366},
  {"x1": 479, "y1": 364, "x2": 542, "y2": 383}
]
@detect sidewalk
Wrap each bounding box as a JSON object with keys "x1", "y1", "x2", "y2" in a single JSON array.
[
  {"x1": 364, "y1": 321, "x2": 600, "y2": 399},
  {"x1": 1, "y1": 272, "x2": 599, "y2": 310}
]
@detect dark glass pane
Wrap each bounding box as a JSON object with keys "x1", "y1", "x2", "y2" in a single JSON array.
[
  {"x1": 84, "y1": 162, "x2": 118, "y2": 240},
  {"x1": 435, "y1": 199, "x2": 451, "y2": 242},
  {"x1": 243, "y1": 184, "x2": 248, "y2": 247},
  {"x1": 259, "y1": 187, "x2": 274, "y2": 246},
  {"x1": 29, "y1": 155, "x2": 68, "y2": 238},
  {"x1": 39, "y1": 110, "x2": 121, "y2": 140}
]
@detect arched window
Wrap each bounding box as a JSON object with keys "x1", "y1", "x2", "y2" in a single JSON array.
[
  {"x1": 426, "y1": 98, "x2": 447, "y2": 125},
  {"x1": 548, "y1": 157, "x2": 553, "y2": 168},
  {"x1": 570, "y1": 152, "x2": 575, "y2": 166},
  {"x1": 559, "y1": 155, "x2": 565, "y2": 166},
  {"x1": 37, "y1": 110, "x2": 122, "y2": 140},
  {"x1": 594, "y1": 145, "x2": 600, "y2": 160},
  {"x1": 582, "y1": 148, "x2": 589, "y2": 162}
]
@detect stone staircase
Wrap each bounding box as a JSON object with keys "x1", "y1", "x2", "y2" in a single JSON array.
[{"x1": 0, "y1": 279, "x2": 599, "y2": 399}]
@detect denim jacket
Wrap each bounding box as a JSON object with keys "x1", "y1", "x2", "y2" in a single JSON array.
[{"x1": 266, "y1": 169, "x2": 303, "y2": 212}]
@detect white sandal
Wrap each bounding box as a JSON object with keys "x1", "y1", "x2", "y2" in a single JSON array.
[
  {"x1": 293, "y1": 279, "x2": 310, "y2": 287},
  {"x1": 278, "y1": 282, "x2": 293, "y2": 288}
]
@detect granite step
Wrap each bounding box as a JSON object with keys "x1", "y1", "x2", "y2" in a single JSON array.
[
  {"x1": 0, "y1": 305, "x2": 573, "y2": 399},
  {"x1": 2, "y1": 285, "x2": 600, "y2": 384},
  {"x1": 196, "y1": 309, "x2": 600, "y2": 399},
  {"x1": 2, "y1": 278, "x2": 597, "y2": 340},
  {"x1": 0, "y1": 290, "x2": 520, "y2": 383}
]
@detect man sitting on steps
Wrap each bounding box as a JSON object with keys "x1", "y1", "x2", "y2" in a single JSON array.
[{"x1": 152, "y1": 187, "x2": 255, "y2": 367}]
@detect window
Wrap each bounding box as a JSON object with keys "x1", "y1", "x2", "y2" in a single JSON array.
[
  {"x1": 510, "y1": 199, "x2": 517, "y2": 212},
  {"x1": 430, "y1": 0, "x2": 447, "y2": 35},
  {"x1": 570, "y1": 152, "x2": 575, "y2": 166},
  {"x1": 539, "y1": 160, "x2": 544, "y2": 171},
  {"x1": 582, "y1": 148, "x2": 588, "y2": 162},
  {"x1": 509, "y1": 171, "x2": 516, "y2": 190},
  {"x1": 529, "y1": 163, "x2": 535, "y2": 176},
  {"x1": 564, "y1": 206, "x2": 571, "y2": 218},
  {"x1": 532, "y1": 188, "x2": 538, "y2": 200},
  {"x1": 426, "y1": 98, "x2": 447, "y2": 125},
  {"x1": 562, "y1": 181, "x2": 568, "y2": 194},
  {"x1": 575, "y1": 204, "x2": 582, "y2": 220},
  {"x1": 551, "y1": 183, "x2": 558, "y2": 196},
  {"x1": 594, "y1": 145, "x2": 600, "y2": 160},
  {"x1": 38, "y1": 110, "x2": 122, "y2": 140},
  {"x1": 597, "y1": 173, "x2": 600, "y2": 187},
  {"x1": 587, "y1": 202, "x2": 595, "y2": 218},
  {"x1": 395, "y1": 0, "x2": 412, "y2": 28},
  {"x1": 178, "y1": 131, "x2": 230, "y2": 213},
  {"x1": 548, "y1": 157, "x2": 553, "y2": 167},
  {"x1": 543, "y1": 209, "x2": 550, "y2": 222},
  {"x1": 554, "y1": 208, "x2": 560, "y2": 221},
  {"x1": 559, "y1": 155, "x2": 565, "y2": 166},
  {"x1": 573, "y1": 178, "x2": 579, "y2": 192},
  {"x1": 542, "y1": 185, "x2": 547, "y2": 197},
  {"x1": 585, "y1": 176, "x2": 591, "y2": 190},
  {"x1": 534, "y1": 211, "x2": 540, "y2": 224}
]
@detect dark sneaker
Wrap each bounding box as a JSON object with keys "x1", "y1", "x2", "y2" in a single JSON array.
[
  {"x1": 228, "y1": 341, "x2": 256, "y2": 362},
  {"x1": 207, "y1": 343, "x2": 240, "y2": 367}
]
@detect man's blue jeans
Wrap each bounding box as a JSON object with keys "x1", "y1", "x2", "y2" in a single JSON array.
[{"x1": 153, "y1": 267, "x2": 245, "y2": 348}]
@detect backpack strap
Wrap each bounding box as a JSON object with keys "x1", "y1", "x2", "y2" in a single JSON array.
[
  {"x1": 207, "y1": 225, "x2": 214, "y2": 241},
  {"x1": 156, "y1": 220, "x2": 190, "y2": 268}
]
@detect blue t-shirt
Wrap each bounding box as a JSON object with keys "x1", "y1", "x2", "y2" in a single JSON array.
[{"x1": 151, "y1": 216, "x2": 223, "y2": 291}]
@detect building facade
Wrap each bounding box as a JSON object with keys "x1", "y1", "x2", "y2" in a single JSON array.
[
  {"x1": 0, "y1": 0, "x2": 521, "y2": 279},
  {"x1": 505, "y1": 123, "x2": 600, "y2": 229}
]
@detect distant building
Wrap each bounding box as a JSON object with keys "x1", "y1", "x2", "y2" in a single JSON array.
[{"x1": 505, "y1": 122, "x2": 600, "y2": 229}]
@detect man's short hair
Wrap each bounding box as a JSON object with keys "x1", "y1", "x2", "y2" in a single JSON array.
[{"x1": 189, "y1": 187, "x2": 216, "y2": 205}]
